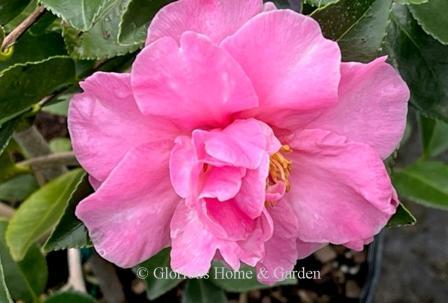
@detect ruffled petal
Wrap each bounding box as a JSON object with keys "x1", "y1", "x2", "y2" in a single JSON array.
[
  {"x1": 132, "y1": 32, "x2": 259, "y2": 130},
  {"x1": 193, "y1": 119, "x2": 280, "y2": 169},
  {"x1": 75, "y1": 142, "x2": 179, "y2": 268},
  {"x1": 286, "y1": 129, "x2": 398, "y2": 245},
  {"x1": 306, "y1": 57, "x2": 410, "y2": 158},
  {"x1": 68, "y1": 72, "x2": 178, "y2": 181},
  {"x1": 222, "y1": 10, "x2": 341, "y2": 123},
  {"x1": 146, "y1": 0, "x2": 264, "y2": 44}
]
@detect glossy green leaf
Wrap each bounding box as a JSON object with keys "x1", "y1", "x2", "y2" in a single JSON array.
[
  {"x1": 39, "y1": 0, "x2": 105, "y2": 31},
  {"x1": 134, "y1": 248, "x2": 184, "y2": 300},
  {"x1": 118, "y1": 0, "x2": 170, "y2": 46},
  {"x1": 0, "y1": 151, "x2": 29, "y2": 183},
  {"x1": 0, "y1": 32, "x2": 67, "y2": 72},
  {"x1": 419, "y1": 115, "x2": 448, "y2": 158},
  {"x1": 0, "y1": 220, "x2": 48, "y2": 303},
  {"x1": 409, "y1": 0, "x2": 448, "y2": 45},
  {"x1": 44, "y1": 291, "x2": 96, "y2": 303},
  {"x1": 0, "y1": 0, "x2": 32, "y2": 25},
  {"x1": 392, "y1": 161, "x2": 448, "y2": 210},
  {"x1": 209, "y1": 263, "x2": 297, "y2": 292},
  {"x1": 305, "y1": 0, "x2": 339, "y2": 7},
  {"x1": 312, "y1": 0, "x2": 393, "y2": 62},
  {"x1": 43, "y1": 175, "x2": 92, "y2": 252},
  {"x1": 387, "y1": 203, "x2": 417, "y2": 227},
  {"x1": 386, "y1": 5, "x2": 448, "y2": 122},
  {"x1": 0, "y1": 118, "x2": 18, "y2": 156},
  {"x1": 6, "y1": 169, "x2": 85, "y2": 260},
  {"x1": 398, "y1": 0, "x2": 428, "y2": 3},
  {"x1": 183, "y1": 279, "x2": 227, "y2": 303},
  {"x1": 0, "y1": 255, "x2": 13, "y2": 303},
  {"x1": 0, "y1": 56, "x2": 75, "y2": 124},
  {"x1": 63, "y1": 0, "x2": 140, "y2": 60},
  {"x1": 0, "y1": 26, "x2": 4, "y2": 44},
  {"x1": 0, "y1": 174, "x2": 39, "y2": 203}
]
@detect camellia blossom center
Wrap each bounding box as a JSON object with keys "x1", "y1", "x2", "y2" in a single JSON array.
[{"x1": 266, "y1": 145, "x2": 292, "y2": 208}]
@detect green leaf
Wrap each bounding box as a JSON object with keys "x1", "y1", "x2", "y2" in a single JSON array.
[
  {"x1": 0, "y1": 174, "x2": 39, "y2": 203},
  {"x1": 0, "y1": 255, "x2": 13, "y2": 303},
  {"x1": 312, "y1": 0, "x2": 393, "y2": 62},
  {"x1": 134, "y1": 248, "x2": 184, "y2": 300},
  {"x1": 39, "y1": 0, "x2": 105, "y2": 31},
  {"x1": 43, "y1": 175, "x2": 92, "y2": 252},
  {"x1": 63, "y1": 0, "x2": 140, "y2": 60},
  {"x1": 305, "y1": 0, "x2": 339, "y2": 7},
  {"x1": 0, "y1": 56, "x2": 76, "y2": 124},
  {"x1": 0, "y1": 151, "x2": 30, "y2": 183},
  {"x1": 419, "y1": 115, "x2": 448, "y2": 158},
  {"x1": 387, "y1": 203, "x2": 417, "y2": 227},
  {"x1": 0, "y1": 118, "x2": 18, "y2": 156},
  {"x1": 392, "y1": 161, "x2": 448, "y2": 210},
  {"x1": 399, "y1": 0, "x2": 428, "y2": 3},
  {"x1": 0, "y1": 0, "x2": 32, "y2": 25},
  {"x1": 44, "y1": 291, "x2": 96, "y2": 303},
  {"x1": 386, "y1": 5, "x2": 448, "y2": 122},
  {"x1": 409, "y1": 0, "x2": 448, "y2": 45},
  {"x1": 0, "y1": 220, "x2": 48, "y2": 303},
  {"x1": 0, "y1": 32, "x2": 67, "y2": 72},
  {"x1": 6, "y1": 169, "x2": 85, "y2": 260},
  {"x1": 183, "y1": 279, "x2": 227, "y2": 303},
  {"x1": 118, "y1": 0, "x2": 170, "y2": 46},
  {"x1": 43, "y1": 95, "x2": 71, "y2": 116},
  {"x1": 209, "y1": 263, "x2": 296, "y2": 292},
  {"x1": 49, "y1": 138, "x2": 72, "y2": 153}
]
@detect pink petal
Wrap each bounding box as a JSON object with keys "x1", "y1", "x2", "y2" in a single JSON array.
[
  {"x1": 169, "y1": 136, "x2": 201, "y2": 199},
  {"x1": 68, "y1": 72, "x2": 178, "y2": 182},
  {"x1": 146, "y1": 0, "x2": 264, "y2": 45},
  {"x1": 263, "y1": 2, "x2": 277, "y2": 11},
  {"x1": 170, "y1": 201, "x2": 217, "y2": 276},
  {"x1": 234, "y1": 154, "x2": 269, "y2": 219},
  {"x1": 286, "y1": 129, "x2": 397, "y2": 245},
  {"x1": 306, "y1": 57, "x2": 410, "y2": 158},
  {"x1": 222, "y1": 10, "x2": 341, "y2": 119},
  {"x1": 200, "y1": 166, "x2": 246, "y2": 201},
  {"x1": 75, "y1": 142, "x2": 179, "y2": 268},
  {"x1": 132, "y1": 32, "x2": 259, "y2": 130},
  {"x1": 257, "y1": 200, "x2": 299, "y2": 284},
  {"x1": 194, "y1": 119, "x2": 280, "y2": 169}
]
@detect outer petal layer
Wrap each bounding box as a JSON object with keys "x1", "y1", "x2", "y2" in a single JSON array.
[
  {"x1": 306, "y1": 57, "x2": 410, "y2": 158},
  {"x1": 68, "y1": 72, "x2": 177, "y2": 182},
  {"x1": 76, "y1": 142, "x2": 179, "y2": 268},
  {"x1": 132, "y1": 32, "x2": 259, "y2": 130},
  {"x1": 222, "y1": 10, "x2": 341, "y2": 116},
  {"x1": 286, "y1": 129, "x2": 398, "y2": 245},
  {"x1": 146, "y1": 0, "x2": 263, "y2": 44}
]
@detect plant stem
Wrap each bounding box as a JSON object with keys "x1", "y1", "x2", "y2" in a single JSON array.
[
  {"x1": 67, "y1": 249, "x2": 87, "y2": 293},
  {"x1": 19, "y1": 152, "x2": 78, "y2": 169},
  {"x1": 13, "y1": 126, "x2": 67, "y2": 183},
  {"x1": 1, "y1": 5, "x2": 46, "y2": 52}
]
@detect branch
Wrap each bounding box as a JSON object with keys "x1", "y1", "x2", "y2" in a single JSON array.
[
  {"x1": 89, "y1": 252, "x2": 126, "y2": 303},
  {"x1": 0, "y1": 202, "x2": 15, "y2": 219},
  {"x1": 1, "y1": 6, "x2": 46, "y2": 52},
  {"x1": 19, "y1": 152, "x2": 78, "y2": 168},
  {"x1": 67, "y1": 249, "x2": 87, "y2": 293},
  {"x1": 13, "y1": 126, "x2": 67, "y2": 183}
]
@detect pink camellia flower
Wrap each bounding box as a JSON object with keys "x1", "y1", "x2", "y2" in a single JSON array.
[{"x1": 69, "y1": 0, "x2": 409, "y2": 284}]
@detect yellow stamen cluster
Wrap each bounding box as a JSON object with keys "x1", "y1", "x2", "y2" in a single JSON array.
[
  {"x1": 268, "y1": 145, "x2": 292, "y2": 190},
  {"x1": 265, "y1": 145, "x2": 292, "y2": 208}
]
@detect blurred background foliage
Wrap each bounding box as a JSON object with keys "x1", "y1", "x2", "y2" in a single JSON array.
[{"x1": 0, "y1": 0, "x2": 447, "y2": 302}]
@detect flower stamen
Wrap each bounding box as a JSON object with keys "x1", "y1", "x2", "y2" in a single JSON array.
[{"x1": 268, "y1": 145, "x2": 292, "y2": 192}]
